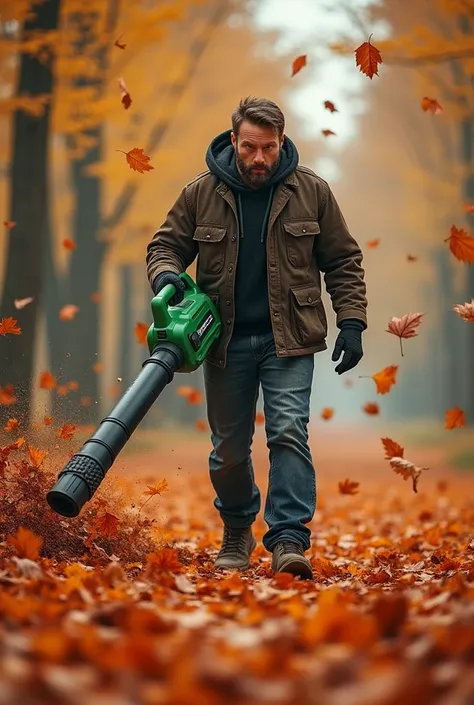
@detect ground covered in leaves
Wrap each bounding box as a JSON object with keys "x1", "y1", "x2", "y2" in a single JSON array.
[{"x1": 0, "y1": 425, "x2": 473, "y2": 704}]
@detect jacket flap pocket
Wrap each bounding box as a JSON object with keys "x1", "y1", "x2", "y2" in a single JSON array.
[
  {"x1": 193, "y1": 225, "x2": 227, "y2": 242},
  {"x1": 290, "y1": 283, "x2": 321, "y2": 306},
  {"x1": 283, "y1": 220, "x2": 320, "y2": 237}
]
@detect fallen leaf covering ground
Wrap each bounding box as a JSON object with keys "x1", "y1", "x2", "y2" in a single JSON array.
[{"x1": 0, "y1": 426, "x2": 473, "y2": 705}]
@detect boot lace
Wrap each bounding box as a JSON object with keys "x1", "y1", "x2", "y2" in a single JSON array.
[
  {"x1": 222, "y1": 525, "x2": 249, "y2": 554},
  {"x1": 280, "y1": 540, "x2": 304, "y2": 556}
]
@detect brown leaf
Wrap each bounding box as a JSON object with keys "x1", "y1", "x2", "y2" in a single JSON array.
[
  {"x1": 291, "y1": 54, "x2": 307, "y2": 76},
  {"x1": 39, "y1": 371, "x2": 56, "y2": 390},
  {"x1": 14, "y1": 297, "x2": 33, "y2": 309},
  {"x1": 323, "y1": 100, "x2": 337, "y2": 112},
  {"x1": 339, "y1": 479, "x2": 359, "y2": 495},
  {"x1": 321, "y1": 407, "x2": 334, "y2": 420},
  {"x1": 445, "y1": 407, "x2": 466, "y2": 430},
  {"x1": 322, "y1": 129, "x2": 336, "y2": 137},
  {"x1": 56, "y1": 423, "x2": 77, "y2": 440},
  {"x1": 406, "y1": 254, "x2": 418, "y2": 262},
  {"x1": 115, "y1": 34, "x2": 126, "y2": 49},
  {"x1": 0, "y1": 317, "x2": 22, "y2": 336},
  {"x1": 118, "y1": 77, "x2": 132, "y2": 110},
  {"x1": 444, "y1": 225, "x2": 474, "y2": 263},
  {"x1": 363, "y1": 402, "x2": 379, "y2": 415},
  {"x1": 381, "y1": 437, "x2": 404, "y2": 459},
  {"x1": 355, "y1": 34, "x2": 383, "y2": 79},
  {"x1": 118, "y1": 147, "x2": 154, "y2": 173},
  {"x1": 421, "y1": 96, "x2": 443, "y2": 114},
  {"x1": 453, "y1": 299, "x2": 474, "y2": 322},
  {"x1": 389, "y1": 456, "x2": 428, "y2": 493},
  {"x1": 386, "y1": 313, "x2": 424, "y2": 356},
  {"x1": 134, "y1": 321, "x2": 148, "y2": 344},
  {"x1": 3, "y1": 220, "x2": 16, "y2": 228},
  {"x1": 59, "y1": 305, "x2": 79, "y2": 321},
  {"x1": 7, "y1": 526, "x2": 43, "y2": 560},
  {"x1": 96, "y1": 512, "x2": 119, "y2": 538}
]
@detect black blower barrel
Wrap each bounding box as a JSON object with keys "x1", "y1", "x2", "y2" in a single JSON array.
[{"x1": 46, "y1": 342, "x2": 183, "y2": 518}]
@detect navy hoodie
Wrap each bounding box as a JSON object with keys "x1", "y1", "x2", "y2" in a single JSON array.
[{"x1": 205, "y1": 129, "x2": 299, "y2": 336}]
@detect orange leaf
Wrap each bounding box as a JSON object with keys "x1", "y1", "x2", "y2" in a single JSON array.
[
  {"x1": 91, "y1": 291, "x2": 101, "y2": 303},
  {"x1": 291, "y1": 54, "x2": 307, "y2": 76},
  {"x1": 366, "y1": 238, "x2": 380, "y2": 248},
  {"x1": 176, "y1": 385, "x2": 202, "y2": 405},
  {"x1": 56, "y1": 385, "x2": 69, "y2": 396},
  {"x1": 68, "y1": 380, "x2": 79, "y2": 391},
  {"x1": 323, "y1": 100, "x2": 337, "y2": 112},
  {"x1": 118, "y1": 147, "x2": 154, "y2": 173},
  {"x1": 464, "y1": 203, "x2": 474, "y2": 213},
  {"x1": 322, "y1": 129, "x2": 336, "y2": 137},
  {"x1": 338, "y1": 479, "x2": 359, "y2": 495},
  {"x1": 115, "y1": 34, "x2": 126, "y2": 49},
  {"x1": 28, "y1": 446, "x2": 47, "y2": 468},
  {"x1": 59, "y1": 304, "x2": 79, "y2": 321},
  {"x1": 92, "y1": 362, "x2": 103, "y2": 374},
  {"x1": 444, "y1": 225, "x2": 474, "y2": 263},
  {"x1": 62, "y1": 238, "x2": 76, "y2": 250},
  {"x1": 361, "y1": 365, "x2": 398, "y2": 395},
  {"x1": 445, "y1": 407, "x2": 465, "y2": 430},
  {"x1": 355, "y1": 34, "x2": 383, "y2": 79},
  {"x1": 386, "y1": 313, "x2": 423, "y2": 356},
  {"x1": 118, "y1": 77, "x2": 132, "y2": 110},
  {"x1": 3, "y1": 220, "x2": 16, "y2": 228},
  {"x1": 5, "y1": 417, "x2": 19, "y2": 432},
  {"x1": 14, "y1": 296, "x2": 33, "y2": 309},
  {"x1": 363, "y1": 402, "x2": 379, "y2": 415},
  {"x1": 7, "y1": 526, "x2": 43, "y2": 560},
  {"x1": 195, "y1": 419, "x2": 207, "y2": 431},
  {"x1": 134, "y1": 321, "x2": 148, "y2": 344},
  {"x1": 39, "y1": 371, "x2": 56, "y2": 390},
  {"x1": 80, "y1": 395, "x2": 93, "y2": 406},
  {"x1": 0, "y1": 384, "x2": 17, "y2": 405},
  {"x1": 146, "y1": 547, "x2": 183, "y2": 573},
  {"x1": 381, "y1": 437, "x2": 404, "y2": 460},
  {"x1": 144, "y1": 479, "x2": 169, "y2": 496},
  {"x1": 0, "y1": 316, "x2": 22, "y2": 336},
  {"x1": 56, "y1": 423, "x2": 76, "y2": 440},
  {"x1": 43, "y1": 416, "x2": 52, "y2": 426},
  {"x1": 255, "y1": 410, "x2": 265, "y2": 424},
  {"x1": 421, "y1": 96, "x2": 443, "y2": 114},
  {"x1": 453, "y1": 299, "x2": 474, "y2": 322},
  {"x1": 321, "y1": 407, "x2": 334, "y2": 420},
  {"x1": 96, "y1": 512, "x2": 119, "y2": 537}
]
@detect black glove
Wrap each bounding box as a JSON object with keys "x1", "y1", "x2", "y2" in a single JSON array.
[
  {"x1": 331, "y1": 318, "x2": 365, "y2": 375},
  {"x1": 152, "y1": 271, "x2": 185, "y2": 305}
]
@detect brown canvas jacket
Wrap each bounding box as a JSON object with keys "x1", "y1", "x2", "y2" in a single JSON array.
[{"x1": 146, "y1": 165, "x2": 367, "y2": 368}]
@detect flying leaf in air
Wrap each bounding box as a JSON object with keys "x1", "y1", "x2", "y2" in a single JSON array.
[
  {"x1": 367, "y1": 238, "x2": 380, "y2": 248},
  {"x1": 386, "y1": 313, "x2": 424, "y2": 356},
  {"x1": 323, "y1": 100, "x2": 337, "y2": 112},
  {"x1": 28, "y1": 446, "x2": 47, "y2": 468},
  {"x1": 115, "y1": 34, "x2": 126, "y2": 49},
  {"x1": 7, "y1": 526, "x2": 43, "y2": 560},
  {"x1": 59, "y1": 305, "x2": 79, "y2": 321},
  {"x1": 363, "y1": 402, "x2": 379, "y2": 415},
  {"x1": 117, "y1": 148, "x2": 154, "y2": 173},
  {"x1": 118, "y1": 77, "x2": 132, "y2": 110},
  {"x1": 96, "y1": 512, "x2": 119, "y2": 537},
  {"x1": 56, "y1": 423, "x2": 77, "y2": 440},
  {"x1": 355, "y1": 34, "x2": 383, "y2": 79},
  {"x1": 63, "y1": 238, "x2": 76, "y2": 250},
  {"x1": 0, "y1": 316, "x2": 22, "y2": 336},
  {"x1": 5, "y1": 418, "x2": 19, "y2": 432},
  {"x1": 322, "y1": 129, "x2": 336, "y2": 137},
  {"x1": 321, "y1": 407, "x2": 334, "y2": 420},
  {"x1": 144, "y1": 479, "x2": 169, "y2": 497},
  {"x1": 255, "y1": 410, "x2": 265, "y2": 424},
  {"x1": 177, "y1": 386, "x2": 202, "y2": 405},
  {"x1": 39, "y1": 371, "x2": 56, "y2": 389},
  {"x1": 360, "y1": 365, "x2": 398, "y2": 395},
  {"x1": 134, "y1": 321, "x2": 148, "y2": 344},
  {"x1": 389, "y1": 456, "x2": 428, "y2": 493},
  {"x1": 14, "y1": 297, "x2": 33, "y2": 309},
  {"x1": 338, "y1": 479, "x2": 359, "y2": 495},
  {"x1": 464, "y1": 203, "x2": 474, "y2": 213},
  {"x1": 445, "y1": 407, "x2": 465, "y2": 430},
  {"x1": 406, "y1": 254, "x2": 418, "y2": 262},
  {"x1": 291, "y1": 54, "x2": 307, "y2": 76},
  {"x1": 444, "y1": 225, "x2": 474, "y2": 263},
  {"x1": 195, "y1": 419, "x2": 207, "y2": 431},
  {"x1": 421, "y1": 97, "x2": 443, "y2": 114},
  {"x1": 0, "y1": 384, "x2": 16, "y2": 405},
  {"x1": 453, "y1": 299, "x2": 474, "y2": 322},
  {"x1": 381, "y1": 437, "x2": 404, "y2": 459},
  {"x1": 3, "y1": 220, "x2": 16, "y2": 228}
]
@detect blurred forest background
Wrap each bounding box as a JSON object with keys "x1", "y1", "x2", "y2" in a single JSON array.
[{"x1": 0, "y1": 0, "x2": 473, "y2": 451}]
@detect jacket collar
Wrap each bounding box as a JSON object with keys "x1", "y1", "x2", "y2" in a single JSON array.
[{"x1": 216, "y1": 169, "x2": 298, "y2": 196}]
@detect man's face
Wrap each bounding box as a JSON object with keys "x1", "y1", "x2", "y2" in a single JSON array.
[{"x1": 231, "y1": 120, "x2": 284, "y2": 188}]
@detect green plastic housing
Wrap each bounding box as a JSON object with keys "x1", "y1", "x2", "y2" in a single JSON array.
[{"x1": 146, "y1": 272, "x2": 222, "y2": 373}]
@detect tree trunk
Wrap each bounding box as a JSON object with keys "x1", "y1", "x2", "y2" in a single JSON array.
[{"x1": 0, "y1": 0, "x2": 61, "y2": 425}]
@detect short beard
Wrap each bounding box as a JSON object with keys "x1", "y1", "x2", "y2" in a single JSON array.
[{"x1": 236, "y1": 151, "x2": 280, "y2": 188}]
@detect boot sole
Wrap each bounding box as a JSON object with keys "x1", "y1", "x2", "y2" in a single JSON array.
[
  {"x1": 273, "y1": 555, "x2": 313, "y2": 580},
  {"x1": 214, "y1": 536, "x2": 257, "y2": 570}
]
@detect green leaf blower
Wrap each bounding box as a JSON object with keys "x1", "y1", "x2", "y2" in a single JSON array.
[{"x1": 46, "y1": 272, "x2": 221, "y2": 518}]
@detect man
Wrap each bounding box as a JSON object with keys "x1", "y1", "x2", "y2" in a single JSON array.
[{"x1": 146, "y1": 96, "x2": 367, "y2": 580}]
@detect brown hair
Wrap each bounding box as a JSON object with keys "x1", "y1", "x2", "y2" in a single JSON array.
[{"x1": 231, "y1": 96, "x2": 285, "y2": 139}]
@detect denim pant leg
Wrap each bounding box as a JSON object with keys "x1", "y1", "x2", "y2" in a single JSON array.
[
  {"x1": 258, "y1": 335, "x2": 315, "y2": 552},
  {"x1": 203, "y1": 334, "x2": 261, "y2": 528}
]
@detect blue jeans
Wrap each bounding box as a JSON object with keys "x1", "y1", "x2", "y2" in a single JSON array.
[{"x1": 203, "y1": 330, "x2": 316, "y2": 552}]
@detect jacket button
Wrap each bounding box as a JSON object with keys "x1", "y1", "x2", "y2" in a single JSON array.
[
  {"x1": 228, "y1": 266, "x2": 233, "y2": 273},
  {"x1": 206, "y1": 234, "x2": 211, "y2": 239},
  {"x1": 302, "y1": 228, "x2": 306, "y2": 233},
  {"x1": 231, "y1": 236, "x2": 236, "y2": 242},
  {"x1": 226, "y1": 300, "x2": 231, "y2": 306},
  {"x1": 226, "y1": 319, "x2": 231, "y2": 325},
  {"x1": 307, "y1": 296, "x2": 313, "y2": 303}
]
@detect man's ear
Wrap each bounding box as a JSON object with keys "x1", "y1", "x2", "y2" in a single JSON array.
[{"x1": 281, "y1": 133, "x2": 285, "y2": 145}]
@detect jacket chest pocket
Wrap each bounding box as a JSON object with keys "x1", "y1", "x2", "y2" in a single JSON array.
[
  {"x1": 193, "y1": 225, "x2": 227, "y2": 274},
  {"x1": 283, "y1": 220, "x2": 320, "y2": 268}
]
